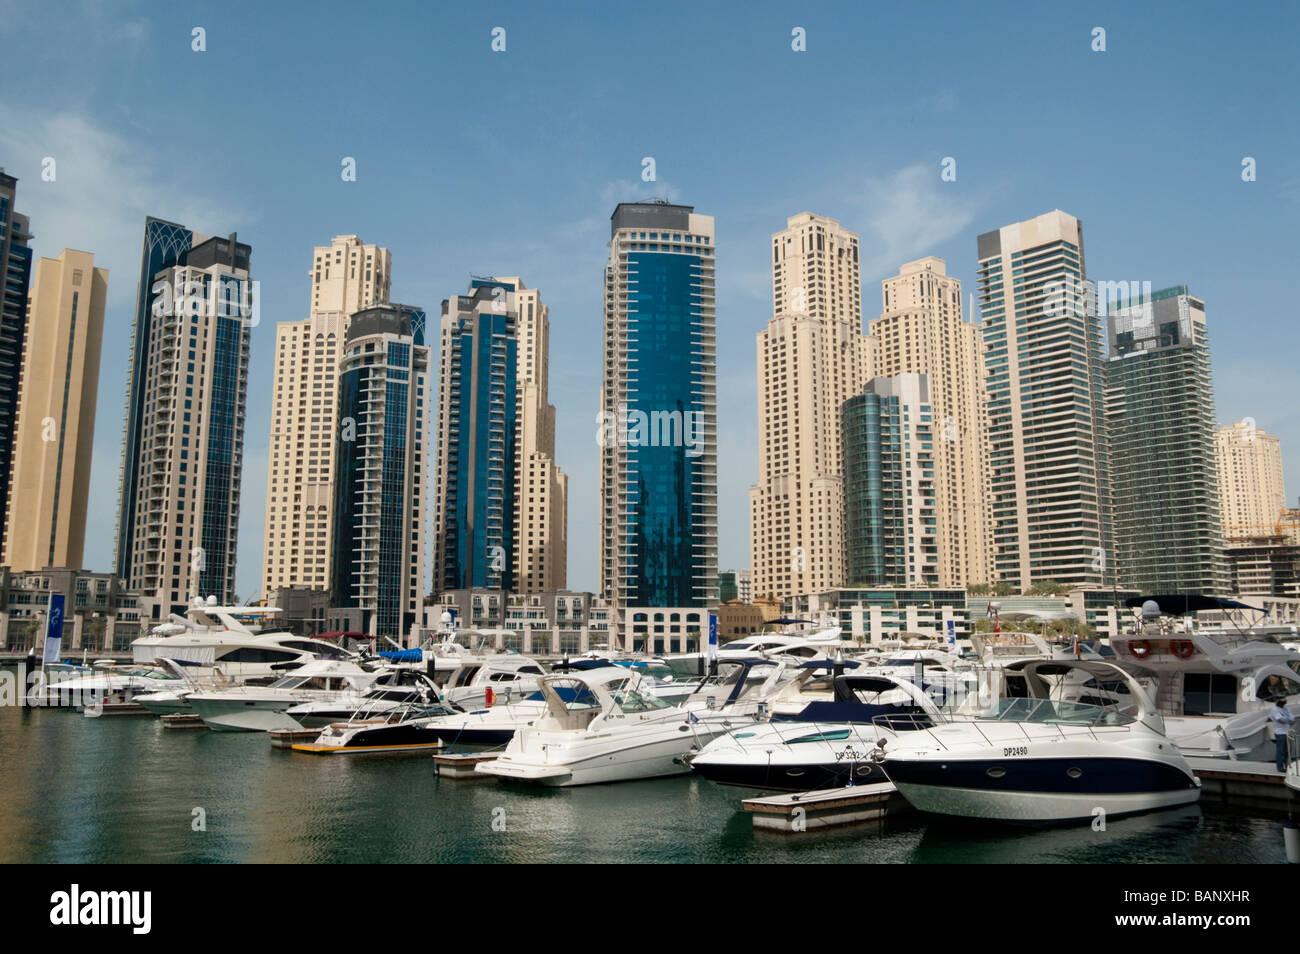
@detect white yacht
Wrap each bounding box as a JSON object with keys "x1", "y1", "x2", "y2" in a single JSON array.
[
  {"x1": 690, "y1": 672, "x2": 941, "y2": 791},
  {"x1": 476, "y1": 661, "x2": 779, "y2": 786},
  {"x1": 131, "y1": 596, "x2": 356, "y2": 682},
  {"x1": 285, "y1": 669, "x2": 442, "y2": 727},
  {"x1": 29, "y1": 662, "x2": 181, "y2": 709},
  {"x1": 873, "y1": 660, "x2": 1201, "y2": 824},
  {"x1": 1110, "y1": 599, "x2": 1300, "y2": 760},
  {"x1": 186, "y1": 659, "x2": 381, "y2": 732}
]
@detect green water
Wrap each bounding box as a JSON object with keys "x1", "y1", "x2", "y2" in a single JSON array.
[{"x1": 0, "y1": 698, "x2": 1289, "y2": 864}]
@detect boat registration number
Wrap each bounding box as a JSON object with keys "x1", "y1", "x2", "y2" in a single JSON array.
[{"x1": 1002, "y1": 746, "x2": 1028, "y2": 757}]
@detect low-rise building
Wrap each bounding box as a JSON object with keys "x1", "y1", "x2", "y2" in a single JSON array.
[{"x1": 0, "y1": 566, "x2": 142, "y2": 652}]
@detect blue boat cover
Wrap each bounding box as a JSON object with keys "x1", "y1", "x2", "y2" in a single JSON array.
[{"x1": 379, "y1": 649, "x2": 423, "y2": 662}]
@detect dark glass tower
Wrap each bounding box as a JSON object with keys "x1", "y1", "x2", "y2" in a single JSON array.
[
  {"x1": 332, "y1": 303, "x2": 427, "y2": 638},
  {"x1": 599, "y1": 202, "x2": 717, "y2": 612},
  {"x1": 433, "y1": 281, "x2": 518, "y2": 593},
  {"x1": 0, "y1": 171, "x2": 34, "y2": 555}
]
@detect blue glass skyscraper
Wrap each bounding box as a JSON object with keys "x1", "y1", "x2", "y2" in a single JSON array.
[
  {"x1": 0, "y1": 171, "x2": 34, "y2": 557},
  {"x1": 599, "y1": 202, "x2": 717, "y2": 621},
  {"x1": 331, "y1": 303, "x2": 428, "y2": 638}
]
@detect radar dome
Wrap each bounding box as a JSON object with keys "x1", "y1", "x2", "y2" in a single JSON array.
[{"x1": 1141, "y1": 599, "x2": 1162, "y2": 619}]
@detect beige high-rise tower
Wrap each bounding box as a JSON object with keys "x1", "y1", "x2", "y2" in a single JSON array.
[
  {"x1": 505, "y1": 280, "x2": 568, "y2": 593},
  {"x1": 749, "y1": 212, "x2": 874, "y2": 601},
  {"x1": 871, "y1": 257, "x2": 990, "y2": 586},
  {"x1": 1215, "y1": 420, "x2": 1286, "y2": 538},
  {"x1": 2, "y1": 249, "x2": 107, "y2": 571},
  {"x1": 262, "y1": 235, "x2": 391, "y2": 596}
]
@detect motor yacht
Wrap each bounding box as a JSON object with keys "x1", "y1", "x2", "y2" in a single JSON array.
[
  {"x1": 131, "y1": 596, "x2": 356, "y2": 682},
  {"x1": 185, "y1": 659, "x2": 381, "y2": 732},
  {"x1": 873, "y1": 659, "x2": 1201, "y2": 824},
  {"x1": 29, "y1": 662, "x2": 182, "y2": 709},
  {"x1": 476, "y1": 661, "x2": 780, "y2": 787},
  {"x1": 1109, "y1": 597, "x2": 1300, "y2": 759},
  {"x1": 285, "y1": 669, "x2": 442, "y2": 727},
  {"x1": 690, "y1": 672, "x2": 941, "y2": 791}
]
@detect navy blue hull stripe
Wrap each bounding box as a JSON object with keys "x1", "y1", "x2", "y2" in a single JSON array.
[
  {"x1": 691, "y1": 759, "x2": 890, "y2": 792},
  {"x1": 881, "y1": 756, "x2": 1196, "y2": 794}
]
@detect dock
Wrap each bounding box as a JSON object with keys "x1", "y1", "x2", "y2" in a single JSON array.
[
  {"x1": 742, "y1": 782, "x2": 909, "y2": 832},
  {"x1": 432, "y1": 752, "x2": 499, "y2": 779},
  {"x1": 1188, "y1": 757, "x2": 1295, "y2": 807},
  {"x1": 161, "y1": 713, "x2": 207, "y2": 730},
  {"x1": 86, "y1": 702, "x2": 152, "y2": 717},
  {"x1": 268, "y1": 727, "x2": 321, "y2": 749}
]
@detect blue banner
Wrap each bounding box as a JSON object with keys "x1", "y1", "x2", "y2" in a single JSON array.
[
  {"x1": 42, "y1": 593, "x2": 66, "y2": 664},
  {"x1": 946, "y1": 618, "x2": 956, "y2": 650},
  {"x1": 707, "y1": 613, "x2": 718, "y2": 661}
]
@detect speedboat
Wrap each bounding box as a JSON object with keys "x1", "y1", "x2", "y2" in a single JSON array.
[
  {"x1": 690, "y1": 672, "x2": 941, "y2": 791},
  {"x1": 285, "y1": 669, "x2": 442, "y2": 727},
  {"x1": 28, "y1": 662, "x2": 182, "y2": 709},
  {"x1": 290, "y1": 678, "x2": 458, "y2": 755},
  {"x1": 476, "y1": 663, "x2": 773, "y2": 787},
  {"x1": 186, "y1": 659, "x2": 381, "y2": 732},
  {"x1": 873, "y1": 660, "x2": 1201, "y2": 824},
  {"x1": 131, "y1": 596, "x2": 357, "y2": 682},
  {"x1": 1108, "y1": 598, "x2": 1300, "y2": 759}
]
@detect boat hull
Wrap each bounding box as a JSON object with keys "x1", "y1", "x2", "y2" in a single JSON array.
[
  {"x1": 480, "y1": 726, "x2": 732, "y2": 787},
  {"x1": 188, "y1": 697, "x2": 303, "y2": 733},
  {"x1": 882, "y1": 755, "x2": 1201, "y2": 823}
]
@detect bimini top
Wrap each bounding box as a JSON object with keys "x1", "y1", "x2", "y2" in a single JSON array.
[{"x1": 1124, "y1": 594, "x2": 1260, "y2": 615}]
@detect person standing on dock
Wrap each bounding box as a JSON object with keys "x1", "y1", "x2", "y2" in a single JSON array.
[{"x1": 1267, "y1": 697, "x2": 1295, "y2": 772}]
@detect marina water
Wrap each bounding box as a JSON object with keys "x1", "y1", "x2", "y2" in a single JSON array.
[{"x1": 0, "y1": 687, "x2": 1286, "y2": 864}]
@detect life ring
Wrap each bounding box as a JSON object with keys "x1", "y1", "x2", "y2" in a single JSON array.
[
  {"x1": 1130, "y1": 640, "x2": 1151, "y2": 658},
  {"x1": 1172, "y1": 640, "x2": 1195, "y2": 660}
]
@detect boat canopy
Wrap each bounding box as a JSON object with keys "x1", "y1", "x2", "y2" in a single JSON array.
[{"x1": 1123, "y1": 594, "x2": 1261, "y2": 615}]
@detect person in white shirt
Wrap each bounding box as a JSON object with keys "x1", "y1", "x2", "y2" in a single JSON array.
[{"x1": 1267, "y1": 697, "x2": 1295, "y2": 772}]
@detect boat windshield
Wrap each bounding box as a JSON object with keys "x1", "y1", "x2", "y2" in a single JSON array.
[
  {"x1": 608, "y1": 685, "x2": 673, "y2": 713},
  {"x1": 267, "y1": 675, "x2": 308, "y2": 690},
  {"x1": 982, "y1": 697, "x2": 1135, "y2": 727}
]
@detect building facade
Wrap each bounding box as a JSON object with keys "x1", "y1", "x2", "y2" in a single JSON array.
[
  {"x1": 116, "y1": 227, "x2": 253, "y2": 619},
  {"x1": 872, "y1": 257, "x2": 990, "y2": 587},
  {"x1": 0, "y1": 171, "x2": 34, "y2": 557},
  {"x1": 841, "y1": 373, "x2": 937, "y2": 587},
  {"x1": 1215, "y1": 420, "x2": 1286, "y2": 539},
  {"x1": 429, "y1": 277, "x2": 568, "y2": 596},
  {"x1": 1105, "y1": 286, "x2": 1228, "y2": 594},
  {"x1": 976, "y1": 210, "x2": 1109, "y2": 589},
  {"x1": 600, "y1": 201, "x2": 717, "y2": 611},
  {"x1": 330, "y1": 303, "x2": 428, "y2": 639},
  {"x1": 750, "y1": 212, "x2": 873, "y2": 601},
  {"x1": 263, "y1": 235, "x2": 392, "y2": 597},
  {"x1": 2, "y1": 249, "x2": 107, "y2": 572},
  {"x1": 0, "y1": 567, "x2": 142, "y2": 653}
]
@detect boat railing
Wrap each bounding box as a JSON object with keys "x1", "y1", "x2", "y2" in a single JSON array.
[
  {"x1": 1289, "y1": 727, "x2": 1300, "y2": 782},
  {"x1": 872, "y1": 699, "x2": 1134, "y2": 752}
]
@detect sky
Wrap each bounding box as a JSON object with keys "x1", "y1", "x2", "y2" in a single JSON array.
[{"x1": 1, "y1": 0, "x2": 1297, "y2": 601}]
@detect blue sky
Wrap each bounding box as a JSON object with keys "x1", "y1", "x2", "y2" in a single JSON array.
[{"x1": 2, "y1": 0, "x2": 1297, "y2": 600}]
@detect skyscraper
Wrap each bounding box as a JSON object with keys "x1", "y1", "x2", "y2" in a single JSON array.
[
  {"x1": 431, "y1": 277, "x2": 566, "y2": 595},
  {"x1": 872, "y1": 257, "x2": 990, "y2": 587},
  {"x1": 2, "y1": 249, "x2": 107, "y2": 572},
  {"x1": 600, "y1": 201, "x2": 717, "y2": 613},
  {"x1": 116, "y1": 224, "x2": 253, "y2": 618},
  {"x1": 841, "y1": 373, "x2": 937, "y2": 586},
  {"x1": 1216, "y1": 420, "x2": 1286, "y2": 538},
  {"x1": 0, "y1": 171, "x2": 34, "y2": 554},
  {"x1": 508, "y1": 280, "x2": 567, "y2": 594},
  {"x1": 1105, "y1": 286, "x2": 1227, "y2": 594},
  {"x1": 331, "y1": 303, "x2": 427, "y2": 638},
  {"x1": 263, "y1": 235, "x2": 392, "y2": 596},
  {"x1": 750, "y1": 213, "x2": 873, "y2": 601},
  {"x1": 976, "y1": 210, "x2": 1109, "y2": 590}
]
